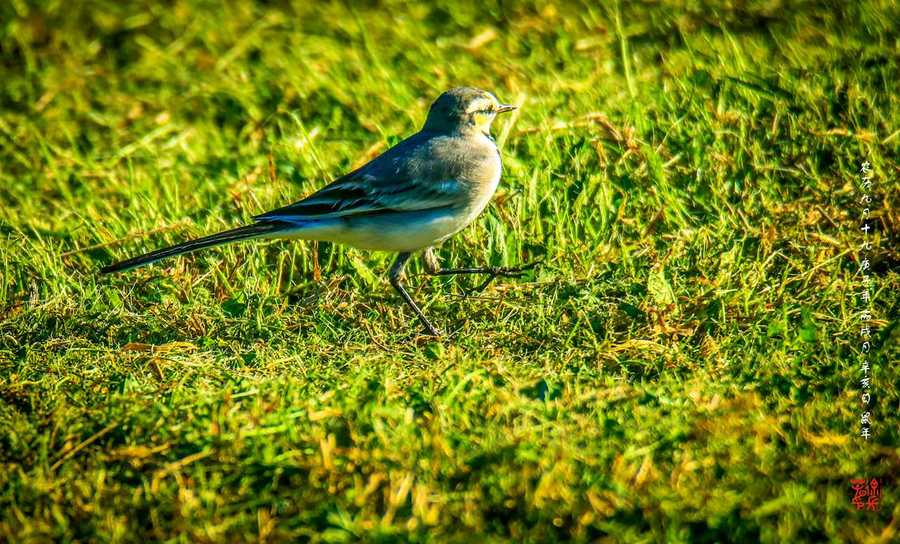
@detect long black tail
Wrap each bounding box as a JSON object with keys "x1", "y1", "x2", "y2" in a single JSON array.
[{"x1": 100, "y1": 221, "x2": 289, "y2": 274}]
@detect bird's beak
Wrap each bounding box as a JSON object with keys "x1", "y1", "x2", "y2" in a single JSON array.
[{"x1": 496, "y1": 104, "x2": 517, "y2": 114}]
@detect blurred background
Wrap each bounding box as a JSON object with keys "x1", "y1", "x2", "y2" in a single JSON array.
[{"x1": 1, "y1": 1, "x2": 897, "y2": 542}]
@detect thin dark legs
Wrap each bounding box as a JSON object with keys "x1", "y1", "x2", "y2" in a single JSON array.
[
  {"x1": 390, "y1": 252, "x2": 440, "y2": 336},
  {"x1": 423, "y1": 248, "x2": 539, "y2": 293},
  {"x1": 389, "y1": 249, "x2": 539, "y2": 336}
]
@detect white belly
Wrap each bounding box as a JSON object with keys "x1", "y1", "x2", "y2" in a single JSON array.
[
  {"x1": 280, "y1": 176, "x2": 501, "y2": 253},
  {"x1": 276, "y1": 206, "x2": 471, "y2": 252}
]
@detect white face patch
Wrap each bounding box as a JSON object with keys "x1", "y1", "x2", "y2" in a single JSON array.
[{"x1": 465, "y1": 94, "x2": 500, "y2": 115}]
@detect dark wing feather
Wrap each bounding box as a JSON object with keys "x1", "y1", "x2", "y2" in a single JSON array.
[{"x1": 254, "y1": 131, "x2": 466, "y2": 221}]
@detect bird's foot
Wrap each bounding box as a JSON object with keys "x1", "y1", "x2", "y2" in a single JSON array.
[{"x1": 465, "y1": 258, "x2": 543, "y2": 296}]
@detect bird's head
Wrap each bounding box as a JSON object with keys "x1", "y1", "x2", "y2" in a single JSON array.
[{"x1": 423, "y1": 87, "x2": 516, "y2": 135}]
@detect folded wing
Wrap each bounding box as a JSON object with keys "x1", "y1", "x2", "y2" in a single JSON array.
[{"x1": 255, "y1": 132, "x2": 465, "y2": 222}]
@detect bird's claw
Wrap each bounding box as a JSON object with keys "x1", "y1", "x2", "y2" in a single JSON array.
[
  {"x1": 487, "y1": 258, "x2": 543, "y2": 278},
  {"x1": 463, "y1": 258, "x2": 543, "y2": 296}
]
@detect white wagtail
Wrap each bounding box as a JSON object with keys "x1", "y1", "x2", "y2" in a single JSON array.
[{"x1": 102, "y1": 87, "x2": 534, "y2": 335}]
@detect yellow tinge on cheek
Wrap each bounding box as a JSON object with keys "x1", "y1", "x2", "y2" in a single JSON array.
[{"x1": 473, "y1": 111, "x2": 493, "y2": 130}]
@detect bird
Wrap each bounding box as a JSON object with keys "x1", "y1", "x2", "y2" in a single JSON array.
[{"x1": 101, "y1": 87, "x2": 534, "y2": 336}]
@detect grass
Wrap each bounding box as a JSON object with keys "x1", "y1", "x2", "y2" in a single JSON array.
[{"x1": 1, "y1": 0, "x2": 898, "y2": 541}]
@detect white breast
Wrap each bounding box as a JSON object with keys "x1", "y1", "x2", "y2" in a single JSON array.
[{"x1": 462, "y1": 135, "x2": 502, "y2": 223}]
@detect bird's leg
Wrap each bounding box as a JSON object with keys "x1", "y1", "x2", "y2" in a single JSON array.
[
  {"x1": 390, "y1": 252, "x2": 440, "y2": 336},
  {"x1": 423, "y1": 248, "x2": 541, "y2": 294}
]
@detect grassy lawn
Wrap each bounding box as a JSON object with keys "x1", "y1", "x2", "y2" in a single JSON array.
[{"x1": 1, "y1": 0, "x2": 898, "y2": 541}]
